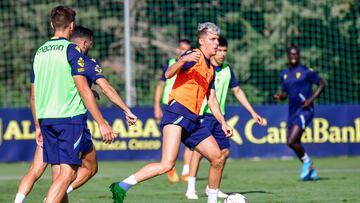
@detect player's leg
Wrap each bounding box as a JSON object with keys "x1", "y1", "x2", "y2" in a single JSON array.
[
  {"x1": 134, "y1": 124, "x2": 181, "y2": 180},
  {"x1": 45, "y1": 164, "x2": 78, "y2": 203},
  {"x1": 67, "y1": 146, "x2": 97, "y2": 193},
  {"x1": 287, "y1": 125, "x2": 305, "y2": 160},
  {"x1": 287, "y1": 124, "x2": 315, "y2": 180},
  {"x1": 212, "y1": 148, "x2": 230, "y2": 198},
  {"x1": 15, "y1": 145, "x2": 48, "y2": 203},
  {"x1": 195, "y1": 135, "x2": 225, "y2": 203},
  {"x1": 67, "y1": 127, "x2": 97, "y2": 193},
  {"x1": 181, "y1": 147, "x2": 192, "y2": 182},
  {"x1": 185, "y1": 150, "x2": 202, "y2": 199},
  {"x1": 42, "y1": 123, "x2": 83, "y2": 202},
  {"x1": 110, "y1": 124, "x2": 182, "y2": 202},
  {"x1": 203, "y1": 118, "x2": 230, "y2": 198}
]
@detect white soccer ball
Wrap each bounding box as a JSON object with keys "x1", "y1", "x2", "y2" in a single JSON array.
[{"x1": 223, "y1": 193, "x2": 249, "y2": 203}]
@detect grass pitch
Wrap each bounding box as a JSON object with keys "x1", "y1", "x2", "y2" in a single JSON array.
[{"x1": 1, "y1": 157, "x2": 359, "y2": 203}]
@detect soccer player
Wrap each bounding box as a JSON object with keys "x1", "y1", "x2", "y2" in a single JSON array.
[
  {"x1": 154, "y1": 39, "x2": 193, "y2": 183},
  {"x1": 30, "y1": 6, "x2": 115, "y2": 203},
  {"x1": 110, "y1": 22, "x2": 232, "y2": 203},
  {"x1": 14, "y1": 25, "x2": 137, "y2": 203},
  {"x1": 273, "y1": 45, "x2": 325, "y2": 181},
  {"x1": 185, "y1": 36, "x2": 264, "y2": 200}
]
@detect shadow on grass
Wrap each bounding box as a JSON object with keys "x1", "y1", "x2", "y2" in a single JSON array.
[
  {"x1": 228, "y1": 190, "x2": 274, "y2": 195},
  {"x1": 298, "y1": 177, "x2": 331, "y2": 182}
]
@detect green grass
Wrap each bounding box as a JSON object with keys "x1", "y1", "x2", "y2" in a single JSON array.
[{"x1": 1, "y1": 157, "x2": 360, "y2": 203}]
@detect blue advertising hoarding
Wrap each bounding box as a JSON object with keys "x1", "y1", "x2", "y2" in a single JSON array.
[{"x1": 0, "y1": 105, "x2": 359, "y2": 162}]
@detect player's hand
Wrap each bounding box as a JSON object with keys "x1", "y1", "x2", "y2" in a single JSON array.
[
  {"x1": 301, "y1": 99, "x2": 312, "y2": 108},
  {"x1": 99, "y1": 123, "x2": 115, "y2": 144},
  {"x1": 221, "y1": 123, "x2": 233, "y2": 138},
  {"x1": 35, "y1": 127, "x2": 43, "y2": 147},
  {"x1": 273, "y1": 94, "x2": 281, "y2": 101},
  {"x1": 252, "y1": 112, "x2": 265, "y2": 126},
  {"x1": 154, "y1": 105, "x2": 163, "y2": 122},
  {"x1": 125, "y1": 110, "x2": 138, "y2": 126},
  {"x1": 180, "y1": 52, "x2": 200, "y2": 63},
  {"x1": 91, "y1": 89, "x2": 100, "y2": 100}
]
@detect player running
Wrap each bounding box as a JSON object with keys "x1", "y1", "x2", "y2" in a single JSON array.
[
  {"x1": 154, "y1": 39, "x2": 193, "y2": 183},
  {"x1": 110, "y1": 22, "x2": 232, "y2": 203},
  {"x1": 185, "y1": 36, "x2": 264, "y2": 200},
  {"x1": 273, "y1": 45, "x2": 325, "y2": 181}
]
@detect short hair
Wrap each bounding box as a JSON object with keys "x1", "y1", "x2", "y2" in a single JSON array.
[
  {"x1": 287, "y1": 45, "x2": 300, "y2": 55},
  {"x1": 178, "y1": 39, "x2": 192, "y2": 48},
  {"x1": 71, "y1": 25, "x2": 94, "y2": 41},
  {"x1": 218, "y1": 36, "x2": 228, "y2": 47},
  {"x1": 50, "y1": 6, "x2": 76, "y2": 31},
  {"x1": 197, "y1": 22, "x2": 220, "y2": 38}
]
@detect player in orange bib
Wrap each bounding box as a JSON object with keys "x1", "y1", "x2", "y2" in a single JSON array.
[{"x1": 110, "y1": 22, "x2": 232, "y2": 203}]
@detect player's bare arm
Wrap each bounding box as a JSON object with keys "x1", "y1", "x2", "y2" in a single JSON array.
[
  {"x1": 73, "y1": 75, "x2": 115, "y2": 144},
  {"x1": 207, "y1": 89, "x2": 233, "y2": 137},
  {"x1": 154, "y1": 80, "x2": 165, "y2": 120},
  {"x1": 30, "y1": 84, "x2": 42, "y2": 146},
  {"x1": 232, "y1": 86, "x2": 264, "y2": 126},
  {"x1": 302, "y1": 78, "x2": 325, "y2": 108},
  {"x1": 273, "y1": 90, "x2": 288, "y2": 101},
  {"x1": 95, "y1": 78, "x2": 137, "y2": 126},
  {"x1": 165, "y1": 52, "x2": 200, "y2": 79}
]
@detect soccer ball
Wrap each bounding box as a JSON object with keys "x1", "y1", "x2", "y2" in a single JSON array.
[{"x1": 223, "y1": 193, "x2": 249, "y2": 203}]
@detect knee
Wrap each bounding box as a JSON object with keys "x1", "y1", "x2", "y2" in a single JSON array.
[
  {"x1": 287, "y1": 139, "x2": 296, "y2": 148},
  {"x1": 159, "y1": 161, "x2": 175, "y2": 174},
  {"x1": 61, "y1": 168, "x2": 78, "y2": 183},
  {"x1": 210, "y1": 154, "x2": 225, "y2": 170},
  {"x1": 90, "y1": 164, "x2": 98, "y2": 177}
]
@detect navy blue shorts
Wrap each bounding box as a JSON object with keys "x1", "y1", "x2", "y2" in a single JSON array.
[
  {"x1": 40, "y1": 117, "x2": 91, "y2": 166},
  {"x1": 160, "y1": 110, "x2": 212, "y2": 150},
  {"x1": 288, "y1": 107, "x2": 314, "y2": 130},
  {"x1": 81, "y1": 128, "x2": 94, "y2": 155},
  {"x1": 201, "y1": 114, "x2": 230, "y2": 150}
]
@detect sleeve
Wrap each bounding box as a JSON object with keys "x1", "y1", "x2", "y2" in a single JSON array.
[
  {"x1": 67, "y1": 44, "x2": 86, "y2": 76},
  {"x1": 229, "y1": 66, "x2": 239, "y2": 88},
  {"x1": 180, "y1": 50, "x2": 196, "y2": 71},
  {"x1": 84, "y1": 58, "x2": 106, "y2": 84},
  {"x1": 30, "y1": 54, "x2": 35, "y2": 83},
  {"x1": 160, "y1": 64, "x2": 168, "y2": 81},
  {"x1": 306, "y1": 68, "x2": 321, "y2": 84}
]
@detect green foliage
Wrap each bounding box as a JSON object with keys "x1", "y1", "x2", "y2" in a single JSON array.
[{"x1": 0, "y1": 0, "x2": 359, "y2": 107}]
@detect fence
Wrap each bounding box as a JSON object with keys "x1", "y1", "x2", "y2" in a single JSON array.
[{"x1": 0, "y1": 0, "x2": 359, "y2": 107}]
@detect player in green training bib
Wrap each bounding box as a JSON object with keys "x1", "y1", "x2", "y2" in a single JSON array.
[
  {"x1": 153, "y1": 39, "x2": 194, "y2": 183},
  {"x1": 15, "y1": 25, "x2": 137, "y2": 203},
  {"x1": 185, "y1": 37, "x2": 265, "y2": 200},
  {"x1": 27, "y1": 6, "x2": 115, "y2": 203}
]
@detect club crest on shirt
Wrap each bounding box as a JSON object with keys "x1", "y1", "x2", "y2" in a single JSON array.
[
  {"x1": 95, "y1": 65, "x2": 103, "y2": 74},
  {"x1": 283, "y1": 74, "x2": 287, "y2": 80},
  {"x1": 77, "y1": 57, "x2": 85, "y2": 68},
  {"x1": 296, "y1": 72, "x2": 301, "y2": 79}
]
